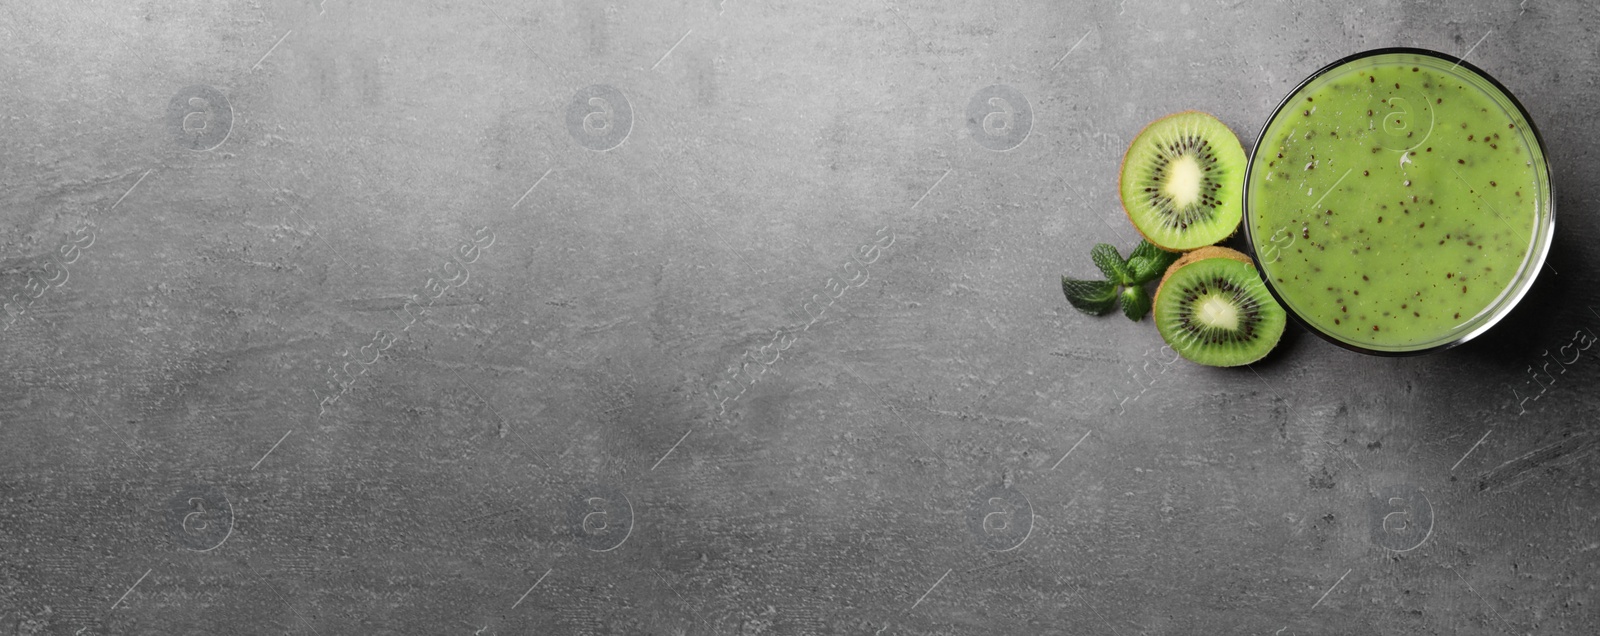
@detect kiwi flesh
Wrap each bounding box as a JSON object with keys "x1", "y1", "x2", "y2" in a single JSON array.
[
  {"x1": 1120, "y1": 111, "x2": 1246, "y2": 252},
  {"x1": 1153, "y1": 246, "x2": 1285, "y2": 367}
]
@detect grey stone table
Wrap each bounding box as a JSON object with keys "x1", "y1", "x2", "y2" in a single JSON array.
[{"x1": 2, "y1": 1, "x2": 1597, "y2": 634}]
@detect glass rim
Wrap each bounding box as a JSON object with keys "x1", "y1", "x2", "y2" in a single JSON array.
[{"x1": 1241, "y1": 47, "x2": 1556, "y2": 357}]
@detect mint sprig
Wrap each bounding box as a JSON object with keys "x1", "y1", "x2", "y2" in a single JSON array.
[{"x1": 1061, "y1": 239, "x2": 1179, "y2": 321}]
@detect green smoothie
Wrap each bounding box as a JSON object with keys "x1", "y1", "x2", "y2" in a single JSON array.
[{"x1": 1247, "y1": 51, "x2": 1552, "y2": 353}]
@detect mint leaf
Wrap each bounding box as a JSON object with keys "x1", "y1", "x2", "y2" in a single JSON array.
[
  {"x1": 1128, "y1": 255, "x2": 1177, "y2": 283},
  {"x1": 1090, "y1": 243, "x2": 1132, "y2": 285},
  {"x1": 1062, "y1": 277, "x2": 1117, "y2": 316},
  {"x1": 1128, "y1": 238, "x2": 1166, "y2": 262},
  {"x1": 1127, "y1": 240, "x2": 1180, "y2": 283},
  {"x1": 1119, "y1": 284, "x2": 1152, "y2": 322},
  {"x1": 1126, "y1": 255, "x2": 1157, "y2": 282}
]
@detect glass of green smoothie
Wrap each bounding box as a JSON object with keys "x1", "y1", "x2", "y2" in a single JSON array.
[{"x1": 1245, "y1": 48, "x2": 1554, "y2": 355}]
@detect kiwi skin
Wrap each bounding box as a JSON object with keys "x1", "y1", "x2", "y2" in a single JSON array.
[{"x1": 1119, "y1": 111, "x2": 1245, "y2": 252}]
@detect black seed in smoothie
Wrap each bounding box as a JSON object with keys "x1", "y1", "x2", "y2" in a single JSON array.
[
  {"x1": 1334, "y1": 319, "x2": 1341, "y2": 325},
  {"x1": 1363, "y1": 170, "x2": 1369, "y2": 176},
  {"x1": 1372, "y1": 147, "x2": 1381, "y2": 154},
  {"x1": 1304, "y1": 110, "x2": 1310, "y2": 116},
  {"x1": 1362, "y1": 275, "x2": 1369, "y2": 281},
  {"x1": 1377, "y1": 216, "x2": 1383, "y2": 223},
  {"x1": 1373, "y1": 325, "x2": 1380, "y2": 331},
  {"x1": 1462, "y1": 286, "x2": 1468, "y2": 293},
  {"x1": 1490, "y1": 181, "x2": 1497, "y2": 187},
  {"x1": 1394, "y1": 83, "x2": 1400, "y2": 89},
  {"x1": 1426, "y1": 147, "x2": 1433, "y2": 152},
  {"x1": 1455, "y1": 312, "x2": 1462, "y2": 318},
  {"x1": 1353, "y1": 290, "x2": 1360, "y2": 295},
  {"x1": 1458, "y1": 159, "x2": 1465, "y2": 164},
  {"x1": 1419, "y1": 222, "x2": 1426, "y2": 228},
  {"x1": 1468, "y1": 135, "x2": 1474, "y2": 141},
  {"x1": 1435, "y1": 98, "x2": 1442, "y2": 104},
  {"x1": 1446, "y1": 273, "x2": 1453, "y2": 278},
  {"x1": 1414, "y1": 311, "x2": 1420, "y2": 317},
  {"x1": 1369, "y1": 76, "x2": 1375, "y2": 83}
]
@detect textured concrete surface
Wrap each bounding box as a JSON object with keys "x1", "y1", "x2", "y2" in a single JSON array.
[{"x1": 2, "y1": 1, "x2": 1599, "y2": 634}]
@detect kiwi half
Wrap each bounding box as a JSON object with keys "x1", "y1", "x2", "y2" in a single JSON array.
[
  {"x1": 1153, "y1": 246, "x2": 1285, "y2": 367},
  {"x1": 1120, "y1": 111, "x2": 1246, "y2": 252}
]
